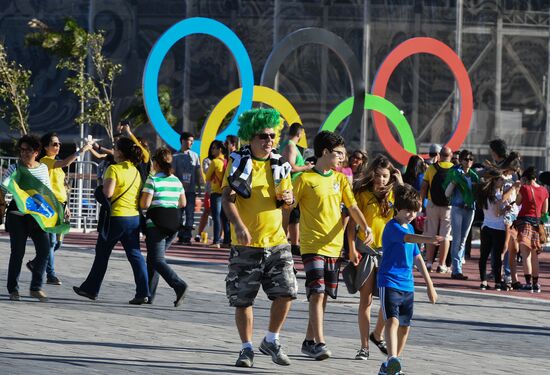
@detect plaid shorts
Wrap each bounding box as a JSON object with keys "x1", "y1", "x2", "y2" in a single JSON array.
[
  {"x1": 515, "y1": 222, "x2": 541, "y2": 251},
  {"x1": 226, "y1": 244, "x2": 298, "y2": 307},
  {"x1": 301, "y1": 253, "x2": 342, "y2": 300}
]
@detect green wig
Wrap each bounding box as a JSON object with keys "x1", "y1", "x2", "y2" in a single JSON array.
[{"x1": 237, "y1": 108, "x2": 281, "y2": 142}]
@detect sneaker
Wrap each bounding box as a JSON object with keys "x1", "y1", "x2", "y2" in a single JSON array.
[
  {"x1": 47, "y1": 276, "x2": 62, "y2": 285},
  {"x1": 511, "y1": 281, "x2": 522, "y2": 290},
  {"x1": 301, "y1": 339, "x2": 316, "y2": 357},
  {"x1": 494, "y1": 283, "x2": 502, "y2": 291},
  {"x1": 194, "y1": 234, "x2": 201, "y2": 242},
  {"x1": 532, "y1": 283, "x2": 541, "y2": 293},
  {"x1": 436, "y1": 265, "x2": 448, "y2": 273},
  {"x1": 521, "y1": 283, "x2": 533, "y2": 291},
  {"x1": 235, "y1": 347, "x2": 254, "y2": 367},
  {"x1": 451, "y1": 273, "x2": 468, "y2": 280},
  {"x1": 209, "y1": 243, "x2": 221, "y2": 249},
  {"x1": 302, "y1": 340, "x2": 331, "y2": 360},
  {"x1": 378, "y1": 362, "x2": 388, "y2": 375},
  {"x1": 29, "y1": 289, "x2": 48, "y2": 302},
  {"x1": 26, "y1": 260, "x2": 34, "y2": 272},
  {"x1": 259, "y1": 337, "x2": 291, "y2": 366},
  {"x1": 479, "y1": 283, "x2": 491, "y2": 291},
  {"x1": 9, "y1": 291, "x2": 20, "y2": 301},
  {"x1": 355, "y1": 347, "x2": 369, "y2": 360},
  {"x1": 369, "y1": 332, "x2": 388, "y2": 355},
  {"x1": 387, "y1": 356, "x2": 402, "y2": 375}
]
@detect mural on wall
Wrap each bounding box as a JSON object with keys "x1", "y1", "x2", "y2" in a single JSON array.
[{"x1": 143, "y1": 17, "x2": 472, "y2": 165}]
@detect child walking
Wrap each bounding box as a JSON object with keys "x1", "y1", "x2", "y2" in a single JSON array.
[
  {"x1": 348, "y1": 155, "x2": 402, "y2": 359},
  {"x1": 377, "y1": 184, "x2": 439, "y2": 375},
  {"x1": 294, "y1": 131, "x2": 372, "y2": 360}
]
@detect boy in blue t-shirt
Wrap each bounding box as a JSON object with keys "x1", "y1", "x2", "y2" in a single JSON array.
[{"x1": 377, "y1": 184, "x2": 440, "y2": 375}]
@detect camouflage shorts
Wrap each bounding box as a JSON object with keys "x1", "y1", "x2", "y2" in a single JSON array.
[{"x1": 226, "y1": 243, "x2": 298, "y2": 307}]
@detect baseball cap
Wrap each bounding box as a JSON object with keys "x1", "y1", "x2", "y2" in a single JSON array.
[{"x1": 429, "y1": 143, "x2": 442, "y2": 154}]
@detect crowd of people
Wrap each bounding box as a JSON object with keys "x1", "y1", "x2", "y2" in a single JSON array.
[{"x1": 1, "y1": 108, "x2": 548, "y2": 375}]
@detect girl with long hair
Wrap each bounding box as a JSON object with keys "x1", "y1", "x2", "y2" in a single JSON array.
[
  {"x1": 498, "y1": 152, "x2": 522, "y2": 289},
  {"x1": 347, "y1": 155, "x2": 402, "y2": 359},
  {"x1": 74, "y1": 137, "x2": 150, "y2": 304},
  {"x1": 402, "y1": 155, "x2": 427, "y2": 192},
  {"x1": 141, "y1": 147, "x2": 187, "y2": 306},
  {"x1": 477, "y1": 169, "x2": 507, "y2": 291},
  {"x1": 514, "y1": 166, "x2": 548, "y2": 293}
]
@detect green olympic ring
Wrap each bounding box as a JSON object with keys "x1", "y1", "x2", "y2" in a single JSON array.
[{"x1": 321, "y1": 94, "x2": 417, "y2": 154}]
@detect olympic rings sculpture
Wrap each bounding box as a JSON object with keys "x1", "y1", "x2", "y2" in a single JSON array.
[{"x1": 143, "y1": 17, "x2": 473, "y2": 165}]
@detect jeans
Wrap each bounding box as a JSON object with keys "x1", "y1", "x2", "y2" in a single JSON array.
[
  {"x1": 145, "y1": 226, "x2": 187, "y2": 302},
  {"x1": 178, "y1": 192, "x2": 196, "y2": 242},
  {"x1": 479, "y1": 226, "x2": 506, "y2": 284},
  {"x1": 450, "y1": 206, "x2": 475, "y2": 275},
  {"x1": 210, "y1": 193, "x2": 230, "y2": 244},
  {"x1": 6, "y1": 213, "x2": 49, "y2": 292},
  {"x1": 46, "y1": 233, "x2": 62, "y2": 278},
  {"x1": 79, "y1": 216, "x2": 149, "y2": 298}
]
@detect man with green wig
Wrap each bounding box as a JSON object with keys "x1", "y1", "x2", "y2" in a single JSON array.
[{"x1": 222, "y1": 108, "x2": 297, "y2": 368}]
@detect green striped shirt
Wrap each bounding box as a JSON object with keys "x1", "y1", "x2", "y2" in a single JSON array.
[{"x1": 142, "y1": 173, "x2": 184, "y2": 228}]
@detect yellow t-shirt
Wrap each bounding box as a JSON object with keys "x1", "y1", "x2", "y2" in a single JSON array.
[
  {"x1": 423, "y1": 161, "x2": 454, "y2": 200},
  {"x1": 294, "y1": 169, "x2": 356, "y2": 257},
  {"x1": 205, "y1": 156, "x2": 226, "y2": 194},
  {"x1": 221, "y1": 158, "x2": 291, "y2": 247},
  {"x1": 104, "y1": 161, "x2": 141, "y2": 217},
  {"x1": 355, "y1": 190, "x2": 394, "y2": 249},
  {"x1": 40, "y1": 155, "x2": 67, "y2": 203}
]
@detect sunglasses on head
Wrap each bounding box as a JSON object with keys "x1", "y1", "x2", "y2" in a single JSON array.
[{"x1": 256, "y1": 133, "x2": 276, "y2": 140}]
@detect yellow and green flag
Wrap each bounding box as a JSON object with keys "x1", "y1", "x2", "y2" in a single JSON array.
[{"x1": 1, "y1": 165, "x2": 70, "y2": 234}]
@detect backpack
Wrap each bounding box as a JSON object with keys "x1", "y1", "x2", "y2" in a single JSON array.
[{"x1": 429, "y1": 163, "x2": 451, "y2": 206}]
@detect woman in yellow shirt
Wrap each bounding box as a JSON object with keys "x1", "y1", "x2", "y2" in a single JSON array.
[
  {"x1": 205, "y1": 140, "x2": 229, "y2": 248},
  {"x1": 74, "y1": 137, "x2": 150, "y2": 305},
  {"x1": 347, "y1": 155, "x2": 402, "y2": 360},
  {"x1": 26, "y1": 132, "x2": 92, "y2": 286}
]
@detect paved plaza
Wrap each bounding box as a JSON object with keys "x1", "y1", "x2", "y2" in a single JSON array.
[{"x1": 0, "y1": 237, "x2": 548, "y2": 374}]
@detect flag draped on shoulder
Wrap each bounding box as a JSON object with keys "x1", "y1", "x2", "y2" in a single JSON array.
[{"x1": 1, "y1": 165, "x2": 70, "y2": 234}]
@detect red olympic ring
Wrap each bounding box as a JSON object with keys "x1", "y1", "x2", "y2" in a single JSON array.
[{"x1": 371, "y1": 37, "x2": 473, "y2": 166}]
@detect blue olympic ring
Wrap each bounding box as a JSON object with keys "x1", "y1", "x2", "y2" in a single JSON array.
[{"x1": 143, "y1": 17, "x2": 254, "y2": 152}]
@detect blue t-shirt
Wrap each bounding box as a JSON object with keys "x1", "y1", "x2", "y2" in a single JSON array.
[{"x1": 378, "y1": 218, "x2": 420, "y2": 292}]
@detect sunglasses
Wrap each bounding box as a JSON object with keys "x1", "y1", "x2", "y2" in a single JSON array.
[
  {"x1": 51, "y1": 142, "x2": 61, "y2": 147},
  {"x1": 461, "y1": 157, "x2": 474, "y2": 162},
  {"x1": 256, "y1": 133, "x2": 276, "y2": 140}
]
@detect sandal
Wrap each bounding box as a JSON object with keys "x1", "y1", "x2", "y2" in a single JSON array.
[{"x1": 369, "y1": 332, "x2": 388, "y2": 355}]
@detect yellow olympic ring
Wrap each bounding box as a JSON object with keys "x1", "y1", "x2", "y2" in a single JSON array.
[{"x1": 200, "y1": 85, "x2": 308, "y2": 161}]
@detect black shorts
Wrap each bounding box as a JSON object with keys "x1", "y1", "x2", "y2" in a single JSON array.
[
  {"x1": 289, "y1": 206, "x2": 300, "y2": 224},
  {"x1": 380, "y1": 286, "x2": 414, "y2": 326}
]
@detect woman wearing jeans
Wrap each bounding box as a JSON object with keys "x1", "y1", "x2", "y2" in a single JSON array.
[
  {"x1": 477, "y1": 169, "x2": 507, "y2": 291},
  {"x1": 141, "y1": 147, "x2": 188, "y2": 306},
  {"x1": 27, "y1": 132, "x2": 92, "y2": 285},
  {"x1": 444, "y1": 150, "x2": 479, "y2": 280},
  {"x1": 205, "y1": 140, "x2": 230, "y2": 248},
  {"x1": 2, "y1": 135, "x2": 53, "y2": 302},
  {"x1": 73, "y1": 137, "x2": 150, "y2": 304}
]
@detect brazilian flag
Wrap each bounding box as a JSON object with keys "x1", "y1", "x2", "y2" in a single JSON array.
[{"x1": 1, "y1": 165, "x2": 70, "y2": 234}]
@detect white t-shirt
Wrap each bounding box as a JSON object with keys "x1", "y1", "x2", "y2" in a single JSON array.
[{"x1": 482, "y1": 191, "x2": 505, "y2": 231}]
